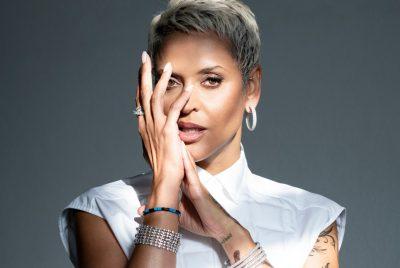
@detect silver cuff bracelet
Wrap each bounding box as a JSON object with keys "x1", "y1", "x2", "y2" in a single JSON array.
[
  {"x1": 134, "y1": 224, "x2": 182, "y2": 253},
  {"x1": 225, "y1": 242, "x2": 269, "y2": 268}
]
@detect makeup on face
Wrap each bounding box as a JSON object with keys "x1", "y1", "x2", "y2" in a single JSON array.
[
  {"x1": 156, "y1": 32, "x2": 247, "y2": 168},
  {"x1": 178, "y1": 121, "x2": 207, "y2": 144}
]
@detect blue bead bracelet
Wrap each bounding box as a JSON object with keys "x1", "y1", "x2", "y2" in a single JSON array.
[{"x1": 143, "y1": 207, "x2": 181, "y2": 217}]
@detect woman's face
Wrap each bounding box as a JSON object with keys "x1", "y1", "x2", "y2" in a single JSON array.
[{"x1": 155, "y1": 31, "x2": 259, "y2": 163}]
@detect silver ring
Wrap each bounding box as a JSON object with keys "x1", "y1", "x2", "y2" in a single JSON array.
[{"x1": 133, "y1": 106, "x2": 144, "y2": 116}]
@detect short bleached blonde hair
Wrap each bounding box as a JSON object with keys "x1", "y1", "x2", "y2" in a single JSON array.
[{"x1": 147, "y1": 0, "x2": 261, "y2": 89}]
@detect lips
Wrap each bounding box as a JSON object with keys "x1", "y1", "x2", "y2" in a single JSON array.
[
  {"x1": 178, "y1": 121, "x2": 206, "y2": 130},
  {"x1": 178, "y1": 121, "x2": 206, "y2": 143}
]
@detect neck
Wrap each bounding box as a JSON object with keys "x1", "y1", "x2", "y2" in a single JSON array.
[{"x1": 197, "y1": 125, "x2": 242, "y2": 176}]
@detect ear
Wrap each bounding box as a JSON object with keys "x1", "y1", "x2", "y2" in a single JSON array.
[{"x1": 244, "y1": 64, "x2": 262, "y2": 113}]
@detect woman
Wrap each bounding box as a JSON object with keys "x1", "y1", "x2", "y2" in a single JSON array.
[{"x1": 58, "y1": 1, "x2": 347, "y2": 267}]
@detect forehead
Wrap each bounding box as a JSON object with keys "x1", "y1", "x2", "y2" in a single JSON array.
[{"x1": 156, "y1": 32, "x2": 238, "y2": 72}]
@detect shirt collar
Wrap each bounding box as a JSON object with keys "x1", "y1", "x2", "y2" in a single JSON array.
[{"x1": 196, "y1": 142, "x2": 248, "y2": 204}]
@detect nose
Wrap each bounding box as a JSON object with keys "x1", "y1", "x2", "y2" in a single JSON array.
[{"x1": 181, "y1": 84, "x2": 199, "y2": 114}]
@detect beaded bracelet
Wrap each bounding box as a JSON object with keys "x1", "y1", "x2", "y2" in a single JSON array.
[{"x1": 143, "y1": 207, "x2": 181, "y2": 217}]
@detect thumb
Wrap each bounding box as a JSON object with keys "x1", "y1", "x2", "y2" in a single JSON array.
[{"x1": 137, "y1": 204, "x2": 146, "y2": 216}]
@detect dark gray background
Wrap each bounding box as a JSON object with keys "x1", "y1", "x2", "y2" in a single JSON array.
[{"x1": 1, "y1": 0, "x2": 398, "y2": 267}]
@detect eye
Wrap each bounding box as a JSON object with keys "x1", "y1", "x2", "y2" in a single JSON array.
[
  {"x1": 167, "y1": 78, "x2": 180, "y2": 89},
  {"x1": 203, "y1": 76, "x2": 223, "y2": 87}
]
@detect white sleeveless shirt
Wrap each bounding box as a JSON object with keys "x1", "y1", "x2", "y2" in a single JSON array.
[{"x1": 58, "y1": 143, "x2": 346, "y2": 268}]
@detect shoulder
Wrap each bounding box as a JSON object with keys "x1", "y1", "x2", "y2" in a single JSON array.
[
  {"x1": 59, "y1": 169, "x2": 153, "y2": 221},
  {"x1": 58, "y1": 170, "x2": 153, "y2": 263},
  {"x1": 246, "y1": 171, "x2": 347, "y2": 249},
  {"x1": 67, "y1": 170, "x2": 153, "y2": 212},
  {"x1": 246, "y1": 171, "x2": 345, "y2": 211}
]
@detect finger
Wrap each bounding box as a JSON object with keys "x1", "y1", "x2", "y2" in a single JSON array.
[
  {"x1": 135, "y1": 83, "x2": 139, "y2": 107},
  {"x1": 180, "y1": 141, "x2": 201, "y2": 188},
  {"x1": 165, "y1": 85, "x2": 194, "y2": 128},
  {"x1": 151, "y1": 62, "x2": 172, "y2": 126},
  {"x1": 137, "y1": 205, "x2": 146, "y2": 216},
  {"x1": 184, "y1": 143, "x2": 197, "y2": 170},
  {"x1": 182, "y1": 141, "x2": 197, "y2": 172},
  {"x1": 141, "y1": 138, "x2": 152, "y2": 167},
  {"x1": 136, "y1": 84, "x2": 153, "y2": 167},
  {"x1": 139, "y1": 51, "x2": 157, "y2": 167},
  {"x1": 178, "y1": 194, "x2": 193, "y2": 216},
  {"x1": 139, "y1": 51, "x2": 154, "y2": 128},
  {"x1": 139, "y1": 119, "x2": 153, "y2": 168}
]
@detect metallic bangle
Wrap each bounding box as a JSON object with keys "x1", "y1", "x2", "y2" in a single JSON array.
[
  {"x1": 134, "y1": 224, "x2": 182, "y2": 253},
  {"x1": 225, "y1": 242, "x2": 269, "y2": 268}
]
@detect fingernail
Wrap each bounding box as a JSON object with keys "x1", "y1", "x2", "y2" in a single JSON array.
[
  {"x1": 163, "y1": 62, "x2": 171, "y2": 73},
  {"x1": 141, "y1": 51, "x2": 147, "y2": 64}
]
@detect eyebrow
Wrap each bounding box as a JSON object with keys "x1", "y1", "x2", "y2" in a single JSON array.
[{"x1": 156, "y1": 65, "x2": 224, "y2": 78}]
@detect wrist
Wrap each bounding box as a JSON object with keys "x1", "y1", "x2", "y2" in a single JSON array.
[
  {"x1": 142, "y1": 209, "x2": 180, "y2": 232},
  {"x1": 217, "y1": 222, "x2": 255, "y2": 264},
  {"x1": 148, "y1": 180, "x2": 181, "y2": 209},
  {"x1": 144, "y1": 179, "x2": 181, "y2": 232}
]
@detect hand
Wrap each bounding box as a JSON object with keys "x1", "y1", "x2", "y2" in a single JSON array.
[
  {"x1": 136, "y1": 51, "x2": 193, "y2": 200},
  {"x1": 178, "y1": 141, "x2": 247, "y2": 241},
  {"x1": 137, "y1": 141, "x2": 258, "y2": 263},
  {"x1": 180, "y1": 142, "x2": 263, "y2": 265},
  {"x1": 137, "y1": 140, "x2": 238, "y2": 239}
]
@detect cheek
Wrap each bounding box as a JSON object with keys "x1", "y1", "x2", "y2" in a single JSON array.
[{"x1": 208, "y1": 88, "x2": 244, "y2": 128}]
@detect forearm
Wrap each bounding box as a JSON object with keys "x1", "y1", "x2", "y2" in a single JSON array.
[
  {"x1": 127, "y1": 179, "x2": 180, "y2": 268},
  {"x1": 219, "y1": 222, "x2": 273, "y2": 268}
]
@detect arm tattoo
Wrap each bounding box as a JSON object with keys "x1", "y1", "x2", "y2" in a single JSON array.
[
  {"x1": 308, "y1": 222, "x2": 337, "y2": 257},
  {"x1": 208, "y1": 193, "x2": 240, "y2": 244},
  {"x1": 233, "y1": 250, "x2": 241, "y2": 262},
  {"x1": 220, "y1": 232, "x2": 232, "y2": 244},
  {"x1": 208, "y1": 194, "x2": 276, "y2": 267}
]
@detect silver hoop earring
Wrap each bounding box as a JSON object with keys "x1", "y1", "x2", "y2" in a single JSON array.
[{"x1": 246, "y1": 106, "x2": 257, "y2": 131}]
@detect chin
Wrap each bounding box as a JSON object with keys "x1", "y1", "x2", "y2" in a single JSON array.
[{"x1": 183, "y1": 140, "x2": 209, "y2": 162}]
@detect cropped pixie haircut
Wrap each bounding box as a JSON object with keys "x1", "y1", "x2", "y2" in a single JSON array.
[{"x1": 147, "y1": 0, "x2": 261, "y2": 89}]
